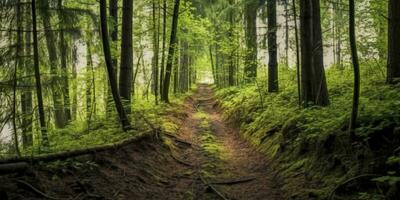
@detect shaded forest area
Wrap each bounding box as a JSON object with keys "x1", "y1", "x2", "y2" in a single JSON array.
[{"x1": 0, "y1": 0, "x2": 400, "y2": 199}]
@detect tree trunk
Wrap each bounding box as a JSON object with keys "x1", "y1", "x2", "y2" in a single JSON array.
[
  {"x1": 161, "y1": 0, "x2": 180, "y2": 103},
  {"x1": 336, "y1": 0, "x2": 343, "y2": 70},
  {"x1": 300, "y1": 0, "x2": 315, "y2": 107},
  {"x1": 228, "y1": 0, "x2": 235, "y2": 86},
  {"x1": 21, "y1": 0, "x2": 33, "y2": 148},
  {"x1": 99, "y1": 0, "x2": 131, "y2": 131},
  {"x1": 39, "y1": 0, "x2": 65, "y2": 128},
  {"x1": 387, "y1": 0, "x2": 400, "y2": 84},
  {"x1": 244, "y1": 1, "x2": 258, "y2": 83},
  {"x1": 180, "y1": 41, "x2": 189, "y2": 92},
  {"x1": 312, "y1": 0, "x2": 329, "y2": 106},
  {"x1": 32, "y1": 0, "x2": 49, "y2": 148},
  {"x1": 349, "y1": 0, "x2": 360, "y2": 139},
  {"x1": 293, "y1": 0, "x2": 301, "y2": 106},
  {"x1": 152, "y1": 0, "x2": 159, "y2": 104},
  {"x1": 106, "y1": 0, "x2": 118, "y2": 116},
  {"x1": 71, "y1": 36, "x2": 78, "y2": 119},
  {"x1": 300, "y1": 0, "x2": 329, "y2": 107},
  {"x1": 86, "y1": 39, "x2": 93, "y2": 122},
  {"x1": 109, "y1": 0, "x2": 118, "y2": 69},
  {"x1": 268, "y1": 0, "x2": 278, "y2": 92},
  {"x1": 209, "y1": 45, "x2": 217, "y2": 83},
  {"x1": 284, "y1": 0, "x2": 289, "y2": 67},
  {"x1": 173, "y1": 43, "x2": 179, "y2": 95},
  {"x1": 13, "y1": 0, "x2": 23, "y2": 156},
  {"x1": 215, "y1": 44, "x2": 220, "y2": 87},
  {"x1": 58, "y1": 0, "x2": 71, "y2": 123},
  {"x1": 160, "y1": 0, "x2": 167, "y2": 98},
  {"x1": 119, "y1": 0, "x2": 134, "y2": 113}
]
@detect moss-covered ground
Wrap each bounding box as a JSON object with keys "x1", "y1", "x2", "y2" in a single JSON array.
[{"x1": 215, "y1": 67, "x2": 400, "y2": 199}]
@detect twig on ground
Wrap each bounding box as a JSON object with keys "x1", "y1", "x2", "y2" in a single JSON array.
[
  {"x1": 16, "y1": 180, "x2": 68, "y2": 200},
  {"x1": 170, "y1": 153, "x2": 193, "y2": 167},
  {"x1": 209, "y1": 176, "x2": 257, "y2": 185},
  {"x1": 161, "y1": 131, "x2": 196, "y2": 147},
  {"x1": 200, "y1": 175, "x2": 230, "y2": 200}
]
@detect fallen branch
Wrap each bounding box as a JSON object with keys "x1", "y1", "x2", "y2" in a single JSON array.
[
  {"x1": 162, "y1": 131, "x2": 196, "y2": 147},
  {"x1": 209, "y1": 176, "x2": 257, "y2": 185},
  {"x1": 16, "y1": 180, "x2": 68, "y2": 200},
  {"x1": 170, "y1": 153, "x2": 193, "y2": 167},
  {"x1": 0, "y1": 162, "x2": 29, "y2": 174},
  {"x1": 200, "y1": 175, "x2": 230, "y2": 200},
  {"x1": 0, "y1": 130, "x2": 153, "y2": 165}
]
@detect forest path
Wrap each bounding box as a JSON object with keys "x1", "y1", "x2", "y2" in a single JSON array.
[
  {"x1": 171, "y1": 84, "x2": 283, "y2": 200},
  {"x1": 0, "y1": 84, "x2": 283, "y2": 200}
]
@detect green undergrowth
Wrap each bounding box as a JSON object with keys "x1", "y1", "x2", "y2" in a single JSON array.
[
  {"x1": 4, "y1": 93, "x2": 193, "y2": 158},
  {"x1": 215, "y1": 66, "x2": 400, "y2": 199}
]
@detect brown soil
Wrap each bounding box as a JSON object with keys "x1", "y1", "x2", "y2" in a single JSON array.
[{"x1": 0, "y1": 84, "x2": 282, "y2": 200}]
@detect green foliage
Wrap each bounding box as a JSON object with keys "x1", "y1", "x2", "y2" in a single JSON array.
[{"x1": 216, "y1": 65, "x2": 400, "y2": 198}]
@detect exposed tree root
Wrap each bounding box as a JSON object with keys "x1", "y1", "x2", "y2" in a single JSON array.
[
  {"x1": 162, "y1": 131, "x2": 198, "y2": 147},
  {"x1": 170, "y1": 153, "x2": 193, "y2": 167},
  {"x1": 200, "y1": 175, "x2": 230, "y2": 200},
  {"x1": 209, "y1": 176, "x2": 257, "y2": 185}
]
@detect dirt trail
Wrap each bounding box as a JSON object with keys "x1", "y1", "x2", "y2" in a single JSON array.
[{"x1": 171, "y1": 84, "x2": 283, "y2": 200}]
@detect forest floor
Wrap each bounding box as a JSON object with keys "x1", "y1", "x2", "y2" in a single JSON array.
[{"x1": 1, "y1": 84, "x2": 282, "y2": 200}]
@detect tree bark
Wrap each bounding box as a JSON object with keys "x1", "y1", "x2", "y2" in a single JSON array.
[
  {"x1": 268, "y1": 0, "x2": 278, "y2": 92},
  {"x1": 312, "y1": 0, "x2": 329, "y2": 106},
  {"x1": 284, "y1": 0, "x2": 289, "y2": 67},
  {"x1": 173, "y1": 42, "x2": 179, "y2": 95},
  {"x1": 209, "y1": 45, "x2": 217, "y2": 84},
  {"x1": 160, "y1": 0, "x2": 167, "y2": 98},
  {"x1": 161, "y1": 0, "x2": 180, "y2": 103},
  {"x1": 300, "y1": 0, "x2": 329, "y2": 107},
  {"x1": 180, "y1": 41, "x2": 189, "y2": 92},
  {"x1": 86, "y1": 39, "x2": 94, "y2": 122},
  {"x1": 71, "y1": 35, "x2": 78, "y2": 120},
  {"x1": 99, "y1": 0, "x2": 131, "y2": 131},
  {"x1": 119, "y1": 0, "x2": 134, "y2": 113},
  {"x1": 21, "y1": 0, "x2": 33, "y2": 148},
  {"x1": 293, "y1": 0, "x2": 301, "y2": 106},
  {"x1": 349, "y1": 0, "x2": 360, "y2": 139},
  {"x1": 387, "y1": 0, "x2": 400, "y2": 84},
  {"x1": 244, "y1": 1, "x2": 258, "y2": 83},
  {"x1": 300, "y1": 0, "x2": 315, "y2": 107},
  {"x1": 106, "y1": 0, "x2": 118, "y2": 116},
  {"x1": 32, "y1": 0, "x2": 49, "y2": 148},
  {"x1": 13, "y1": 0, "x2": 22, "y2": 156},
  {"x1": 228, "y1": 0, "x2": 235, "y2": 86},
  {"x1": 58, "y1": 0, "x2": 72, "y2": 123},
  {"x1": 152, "y1": 0, "x2": 160, "y2": 104}
]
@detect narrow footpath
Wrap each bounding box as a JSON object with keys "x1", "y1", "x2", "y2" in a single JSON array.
[{"x1": 169, "y1": 84, "x2": 283, "y2": 200}]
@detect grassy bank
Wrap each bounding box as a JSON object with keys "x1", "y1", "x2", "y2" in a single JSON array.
[{"x1": 215, "y1": 67, "x2": 400, "y2": 199}]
